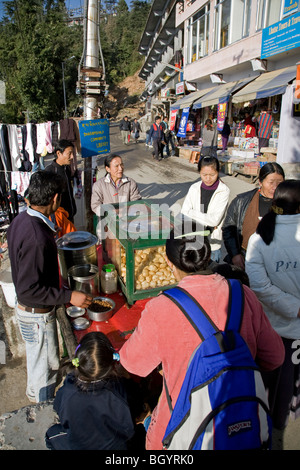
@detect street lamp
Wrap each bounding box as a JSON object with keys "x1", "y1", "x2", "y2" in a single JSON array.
[{"x1": 62, "y1": 56, "x2": 75, "y2": 118}]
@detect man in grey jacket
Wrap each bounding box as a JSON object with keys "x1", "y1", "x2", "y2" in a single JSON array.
[{"x1": 91, "y1": 154, "x2": 141, "y2": 217}]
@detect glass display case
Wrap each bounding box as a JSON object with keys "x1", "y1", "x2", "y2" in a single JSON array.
[{"x1": 100, "y1": 200, "x2": 177, "y2": 304}]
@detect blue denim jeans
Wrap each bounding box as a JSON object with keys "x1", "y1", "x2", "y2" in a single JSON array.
[{"x1": 15, "y1": 304, "x2": 59, "y2": 402}]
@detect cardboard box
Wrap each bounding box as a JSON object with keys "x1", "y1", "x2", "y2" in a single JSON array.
[
  {"x1": 179, "y1": 148, "x2": 193, "y2": 160},
  {"x1": 260, "y1": 153, "x2": 277, "y2": 162},
  {"x1": 189, "y1": 151, "x2": 200, "y2": 164}
]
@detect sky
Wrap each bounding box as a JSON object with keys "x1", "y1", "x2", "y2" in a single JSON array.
[{"x1": 0, "y1": 0, "x2": 132, "y2": 19}]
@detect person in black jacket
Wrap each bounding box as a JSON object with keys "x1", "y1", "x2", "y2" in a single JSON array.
[
  {"x1": 46, "y1": 140, "x2": 77, "y2": 222},
  {"x1": 148, "y1": 116, "x2": 166, "y2": 161},
  {"x1": 45, "y1": 332, "x2": 146, "y2": 450},
  {"x1": 7, "y1": 171, "x2": 92, "y2": 403},
  {"x1": 222, "y1": 162, "x2": 285, "y2": 268}
]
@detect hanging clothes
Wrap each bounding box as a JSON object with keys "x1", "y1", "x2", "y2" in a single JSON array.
[
  {"x1": 20, "y1": 125, "x2": 32, "y2": 172},
  {"x1": 25, "y1": 123, "x2": 35, "y2": 165},
  {"x1": 7, "y1": 125, "x2": 22, "y2": 170},
  {"x1": 51, "y1": 122, "x2": 59, "y2": 149},
  {"x1": 36, "y1": 122, "x2": 47, "y2": 155},
  {"x1": 45, "y1": 121, "x2": 54, "y2": 154},
  {"x1": 59, "y1": 118, "x2": 77, "y2": 142},
  {"x1": 0, "y1": 124, "x2": 12, "y2": 190},
  {"x1": 11, "y1": 171, "x2": 31, "y2": 196}
]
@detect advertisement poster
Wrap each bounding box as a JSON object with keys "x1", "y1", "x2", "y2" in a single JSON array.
[
  {"x1": 79, "y1": 119, "x2": 110, "y2": 158},
  {"x1": 217, "y1": 103, "x2": 227, "y2": 131},
  {"x1": 177, "y1": 107, "x2": 190, "y2": 138},
  {"x1": 170, "y1": 109, "x2": 177, "y2": 131}
]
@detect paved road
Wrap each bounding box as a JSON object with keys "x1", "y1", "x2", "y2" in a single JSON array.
[{"x1": 0, "y1": 123, "x2": 299, "y2": 450}]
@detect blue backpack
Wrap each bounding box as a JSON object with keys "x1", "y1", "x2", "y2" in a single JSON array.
[{"x1": 162, "y1": 279, "x2": 272, "y2": 450}]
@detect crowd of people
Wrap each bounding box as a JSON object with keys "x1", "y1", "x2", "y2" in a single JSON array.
[
  {"x1": 4, "y1": 127, "x2": 300, "y2": 450},
  {"x1": 119, "y1": 114, "x2": 176, "y2": 160}
]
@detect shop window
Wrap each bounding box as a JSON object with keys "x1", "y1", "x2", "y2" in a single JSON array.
[
  {"x1": 256, "y1": 0, "x2": 283, "y2": 30},
  {"x1": 214, "y1": 0, "x2": 251, "y2": 51},
  {"x1": 187, "y1": 4, "x2": 210, "y2": 64}
]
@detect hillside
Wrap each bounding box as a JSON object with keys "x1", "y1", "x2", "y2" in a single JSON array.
[{"x1": 105, "y1": 70, "x2": 146, "y2": 120}]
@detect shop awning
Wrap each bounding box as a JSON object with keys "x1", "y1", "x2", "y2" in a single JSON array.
[
  {"x1": 192, "y1": 77, "x2": 257, "y2": 109},
  {"x1": 170, "y1": 87, "x2": 216, "y2": 110},
  {"x1": 232, "y1": 65, "x2": 296, "y2": 103}
]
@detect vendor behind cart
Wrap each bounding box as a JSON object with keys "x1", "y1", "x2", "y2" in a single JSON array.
[
  {"x1": 7, "y1": 171, "x2": 92, "y2": 404},
  {"x1": 91, "y1": 154, "x2": 142, "y2": 217}
]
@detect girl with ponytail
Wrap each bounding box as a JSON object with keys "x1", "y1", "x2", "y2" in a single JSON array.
[{"x1": 45, "y1": 332, "x2": 144, "y2": 450}]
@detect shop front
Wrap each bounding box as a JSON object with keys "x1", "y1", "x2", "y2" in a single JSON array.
[{"x1": 171, "y1": 65, "x2": 298, "y2": 180}]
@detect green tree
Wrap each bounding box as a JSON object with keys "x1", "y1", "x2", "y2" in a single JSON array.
[
  {"x1": 0, "y1": 0, "x2": 150, "y2": 123},
  {"x1": 100, "y1": 0, "x2": 150, "y2": 83},
  {"x1": 0, "y1": 0, "x2": 81, "y2": 123}
]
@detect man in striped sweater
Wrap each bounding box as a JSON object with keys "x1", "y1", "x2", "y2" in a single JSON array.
[{"x1": 258, "y1": 107, "x2": 274, "y2": 153}]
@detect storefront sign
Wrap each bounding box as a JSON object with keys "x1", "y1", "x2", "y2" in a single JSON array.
[
  {"x1": 261, "y1": 12, "x2": 300, "y2": 58},
  {"x1": 177, "y1": 107, "x2": 190, "y2": 138},
  {"x1": 161, "y1": 87, "x2": 170, "y2": 98},
  {"x1": 170, "y1": 110, "x2": 177, "y2": 131},
  {"x1": 282, "y1": 0, "x2": 299, "y2": 18},
  {"x1": 176, "y1": 82, "x2": 185, "y2": 95},
  {"x1": 79, "y1": 119, "x2": 110, "y2": 158},
  {"x1": 217, "y1": 103, "x2": 227, "y2": 131}
]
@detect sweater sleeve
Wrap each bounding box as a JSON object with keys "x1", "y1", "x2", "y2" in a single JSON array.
[
  {"x1": 129, "y1": 180, "x2": 142, "y2": 201},
  {"x1": 222, "y1": 197, "x2": 241, "y2": 259},
  {"x1": 91, "y1": 180, "x2": 104, "y2": 216},
  {"x1": 241, "y1": 285, "x2": 285, "y2": 371},
  {"x1": 120, "y1": 299, "x2": 162, "y2": 377}
]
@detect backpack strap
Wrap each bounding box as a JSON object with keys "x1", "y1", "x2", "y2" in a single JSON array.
[
  {"x1": 163, "y1": 286, "x2": 218, "y2": 342},
  {"x1": 225, "y1": 278, "x2": 244, "y2": 332},
  {"x1": 163, "y1": 278, "x2": 244, "y2": 340},
  {"x1": 162, "y1": 279, "x2": 244, "y2": 413}
]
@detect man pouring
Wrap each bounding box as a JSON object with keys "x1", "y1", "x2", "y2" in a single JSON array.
[{"x1": 7, "y1": 171, "x2": 92, "y2": 403}]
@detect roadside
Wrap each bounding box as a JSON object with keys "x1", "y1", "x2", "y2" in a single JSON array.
[{"x1": 0, "y1": 124, "x2": 299, "y2": 450}]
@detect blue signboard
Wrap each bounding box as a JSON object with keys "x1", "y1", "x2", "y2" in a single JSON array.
[
  {"x1": 177, "y1": 106, "x2": 190, "y2": 138},
  {"x1": 283, "y1": 0, "x2": 299, "y2": 18},
  {"x1": 78, "y1": 119, "x2": 110, "y2": 158},
  {"x1": 261, "y1": 12, "x2": 300, "y2": 59}
]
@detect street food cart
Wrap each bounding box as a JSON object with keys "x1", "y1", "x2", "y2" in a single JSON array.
[{"x1": 57, "y1": 201, "x2": 179, "y2": 355}]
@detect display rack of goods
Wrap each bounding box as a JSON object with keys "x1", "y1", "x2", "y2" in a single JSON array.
[{"x1": 101, "y1": 201, "x2": 177, "y2": 304}]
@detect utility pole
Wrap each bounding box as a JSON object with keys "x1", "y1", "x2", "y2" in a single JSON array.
[{"x1": 81, "y1": 0, "x2": 103, "y2": 232}]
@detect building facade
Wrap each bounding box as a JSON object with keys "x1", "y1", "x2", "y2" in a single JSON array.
[{"x1": 139, "y1": 0, "x2": 300, "y2": 167}]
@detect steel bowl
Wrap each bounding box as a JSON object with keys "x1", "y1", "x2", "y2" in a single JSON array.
[
  {"x1": 87, "y1": 296, "x2": 116, "y2": 322},
  {"x1": 71, "y1": 317, "x2": 90, "y2": 330},
  {"x1": 66, "y1": 306, "x2": 86, "y2": 318}
]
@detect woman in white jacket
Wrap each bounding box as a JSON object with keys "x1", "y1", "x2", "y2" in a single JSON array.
[
  {"x1": 181, "y1": 156, "x2": 230, "y2": 262},
  {"x1": 246, "y1": 180, "x2": 300, "y2": 430}
]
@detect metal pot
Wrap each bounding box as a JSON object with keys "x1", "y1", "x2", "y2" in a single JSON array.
[
  {"x1": 57, "y1": 231, "x2": 98, "y2": 286},
  {"x1": 67, "y1": 264, "x2": 99, "y2": 296},
  {"x1": 87, "y1": 296, "x2": 115, "y2": 322}
]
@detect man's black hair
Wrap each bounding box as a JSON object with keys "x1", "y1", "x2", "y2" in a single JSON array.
[{"x1": 28, "y1": 171, "x2": 64, "y2": 206}]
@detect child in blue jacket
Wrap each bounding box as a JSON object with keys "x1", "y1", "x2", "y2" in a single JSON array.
[{"x1": 45, "y1": 332, "x2": 145, "y2": 450}]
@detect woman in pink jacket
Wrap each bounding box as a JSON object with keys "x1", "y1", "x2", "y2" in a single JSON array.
[{"x1": 120, "y1": 227, "x2": 285, "y2": 450}]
